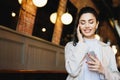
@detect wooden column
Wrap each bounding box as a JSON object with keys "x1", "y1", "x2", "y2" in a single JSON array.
[
  {"x1": 16, "y1": 0, "x2": 37, "y2": 35},
  {"x1": 52, "y1": 0, "x2": 68, "y2": 45}
]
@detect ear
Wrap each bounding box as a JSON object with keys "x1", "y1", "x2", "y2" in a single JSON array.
[{"x1": 96, "y1": 21, "x2": 99, "y2": 29}]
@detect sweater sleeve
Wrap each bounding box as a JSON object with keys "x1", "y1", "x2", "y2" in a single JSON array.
[
  {"x1": 102, "y1": 46, "x2": 120, "y2": 80},
  {"x1": 64, "y1": 42, "x2": 89, "y2": 77}
]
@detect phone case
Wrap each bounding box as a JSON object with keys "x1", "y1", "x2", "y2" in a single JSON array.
[{"x1": 86, "y1": 51, "x2": 96, "y2": 61}]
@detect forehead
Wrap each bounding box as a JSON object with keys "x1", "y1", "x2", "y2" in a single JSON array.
[{"x1": 79, "y1": 13, "x2": 96, "y2": 21}]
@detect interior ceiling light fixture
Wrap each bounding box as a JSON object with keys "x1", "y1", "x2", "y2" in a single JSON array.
[
  {"x1": 32, "y1": 0, "x2": 48, "y2": 7},
  {"x1": 61, "y1": 12, "x2": 73, "y2": 25},
  {"x1": 18, "y1": 0, "x2": 48, "y2": 7},
  {"x1": 50, "y1": 12, "x2": 57, "y2": 24},
  {"x1": 95, "y1": 34, "x2": 100, "y2": 40},
  {"x1": 18, "y1": 0, "x2": 22, "y2": 4},
  {"x1": 112, "y1": 45, "x2": 117, "y2": 54}
]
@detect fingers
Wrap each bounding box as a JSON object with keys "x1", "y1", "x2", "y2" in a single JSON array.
[
  {"x1": 86, "y1": 54, "x2": 99, "y2": 66},
  {"x1": 77, "y1": 25, "x2": 80, "y2": 34},
  {"x1": 76, "y1": 26, "x2": 83, "y2": 42},
  {"x1": 87, "y1": 61, "x2": 100, "y2": 68},
  {"x1": 87, "y1": 54, "x2": 98, "y2": 62},
  {"x1": 87, "y1": 60, "x2": 100, "y2": 72},
  {"x1": 86, "y1": 56, "x2": 102, "y2": 73},
  {"x1": 88, "y1": 64, "x2": 99, "y2": 71}
]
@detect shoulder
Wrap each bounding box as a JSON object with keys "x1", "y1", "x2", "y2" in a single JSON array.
[
  {"x1": 64, "y1": 41, "x2": 74, "y2": 53},
  {"x1": 65, "y1": 41, "x2": 74, "y2": 48},
  {"x1": 98, "y1": 40, "x2": 114, "y2": 54},
  {"x1": 98, "y1": 40, "x2": 110, "y2": 47}
]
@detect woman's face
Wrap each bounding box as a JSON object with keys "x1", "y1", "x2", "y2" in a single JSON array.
[{"x1": 78, "y1": 13, "x2": 99, "y2": 39}]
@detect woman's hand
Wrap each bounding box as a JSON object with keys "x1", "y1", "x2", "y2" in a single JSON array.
[
  {"x1": 86, "y1": 54, "x2": 105, "y2": 75},
  {"x1": 77, "y1": 26, "x2": 83, "y2": 42}
]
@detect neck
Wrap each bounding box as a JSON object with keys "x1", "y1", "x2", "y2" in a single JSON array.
[{"x1": 84, "y1": 35, "x2": 95, "y2": 39}]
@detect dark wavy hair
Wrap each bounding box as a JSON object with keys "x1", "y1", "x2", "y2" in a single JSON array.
[{"x1": 72, "y1": 6, "x2": 99, "y2": 46}]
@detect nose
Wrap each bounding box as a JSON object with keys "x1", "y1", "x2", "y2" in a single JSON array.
[{"x1": 85, "y1": 22, "x2": 89, "y2": 28}]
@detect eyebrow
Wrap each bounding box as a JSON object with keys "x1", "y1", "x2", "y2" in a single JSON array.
[
  {"x1": 79, "y1": 20, "x2": 85, "y2": 22},
  {"x1": 79, "y1": 19, "x2": 94, "y2": 22},
  {"x1": 88, "y1": 19, "x2": 94, "y2": 21}
]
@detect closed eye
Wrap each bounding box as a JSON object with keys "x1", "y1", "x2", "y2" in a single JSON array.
[
  {"x1": 79, "y1": 20, "x2": 85, "y2": 25},
  {"x1": 89, "y1": 19, "x2": 94, "y2": 24}
]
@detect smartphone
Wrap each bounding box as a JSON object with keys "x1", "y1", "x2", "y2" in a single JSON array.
[{"x1": 86, "y1": 51, "x2": 96, "y2": 61}]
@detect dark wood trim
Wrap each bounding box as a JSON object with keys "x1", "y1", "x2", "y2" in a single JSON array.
[{"x1": 0, "y1": 69, "x2": 67, "y2": 74}]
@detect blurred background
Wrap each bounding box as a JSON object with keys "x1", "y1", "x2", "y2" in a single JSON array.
[
  {"x1": 0, "y1": 0, "x2": 119, "y2": 44},
  {"x1": 0, "y1": 0, "x2": 120, "y2": 79},
  {"x1": 0, "y1": 0, "x2": 120, "y2": 45}
]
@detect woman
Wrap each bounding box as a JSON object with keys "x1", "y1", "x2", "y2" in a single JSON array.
[{"x1": 64, "y1": 6, "x2": 120, "y2": 80}]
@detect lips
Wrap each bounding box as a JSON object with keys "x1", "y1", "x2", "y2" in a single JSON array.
[{"x1": 84, "y1": 29, "x2": 92, "y2": 33}]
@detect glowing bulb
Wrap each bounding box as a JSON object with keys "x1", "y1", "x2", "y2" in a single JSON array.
[
  {"x1": 50, "y1": 12, "x2": 57, "y2": 24},
  {"x1": 32, "y1": 0, "x2": 48, "y2": 7},
  {"x1": 18, "y1": 0, "x2": 22, "y2": 4},
  {"x1": 112, "y1": 45, "x2": 117, "y2": 54},
  {"x1": 95, "y1": 34, "x2": 100, "y2": 40},
  {"x1": 42, "y1": 28, "x2": 46, "y2": 32},
  {"x1": 61, "y1": 13, "x2": 73, "y2": 25},
  {"x1": 11, "y1": 12, "x2": 16, "y2": 17}
]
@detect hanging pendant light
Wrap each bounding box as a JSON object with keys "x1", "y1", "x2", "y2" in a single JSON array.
[
  {"x1": 112, "y1": 45, "x2": 117, "y2": 54},
  {"x1": 32, "y1": 0, "x2": 48, "y2": 7},
  {"x1": 50, "y1": 12, "x2": 57, "y2": 24},
  {"x1": 18, "y1": 0, "x2": 22, "y2": 4},
  {"x1": 95, "y1": 34, "x2": 100, "y2": 40},
  {"x1": 61, "y1": 12, "x2": 73, "y2": 25},
  {"x1": 18, "y1": 0, "x2": 47, "y2": 7}
]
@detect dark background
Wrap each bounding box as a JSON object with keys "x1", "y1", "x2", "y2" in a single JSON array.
[{"x1": 0, "y1": 0, "x2": 119, "y2": 46}]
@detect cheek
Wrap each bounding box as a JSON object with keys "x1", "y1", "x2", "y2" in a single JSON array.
[
  {"x1": 79, "y1": 24, "x2": 84, "y2": 29},
  {"x1": 90, "y1": 24, "x2": 97, "y2": 29},
  {"x1": 79, "y1": 26, "x2": 84, "y2": 31},
  {"x1": 79, "y1": 27, "x2": 85, "y2": 33}
]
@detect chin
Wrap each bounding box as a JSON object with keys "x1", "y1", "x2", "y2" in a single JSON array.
[{"x1": 83, "y1": 33, "x2": 94, "y2": 38}]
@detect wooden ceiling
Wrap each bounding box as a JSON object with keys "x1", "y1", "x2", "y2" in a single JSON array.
[
  {"x1": 70, "y1": 0, "x2": 98, "y2": 12},
  {"x1": 70, "y1": 0, "x2": 120, "y2": 8}
]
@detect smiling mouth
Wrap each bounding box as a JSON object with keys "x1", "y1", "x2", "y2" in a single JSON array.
[{"x1": 84, "y1": 29, "x2": 92, "y2": 33}]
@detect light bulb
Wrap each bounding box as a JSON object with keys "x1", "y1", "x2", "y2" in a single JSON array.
[
  {"x1": 32, "y1": 0, "x2": 48, "y2": 7},
  {"x1": 50, "y1": 12, "x2": 57, "y2": 24},
  {"x1": 61, "y1": 13, "x2": 73, "y2": 25}
]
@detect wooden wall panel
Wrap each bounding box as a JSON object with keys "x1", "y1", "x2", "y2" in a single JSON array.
[
  {"x1": 0, "y1": 26, "x2": 65, "y2": 72},
  {"x1": 0, "y1": 38, "x2": 25, "y2": 69}
]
